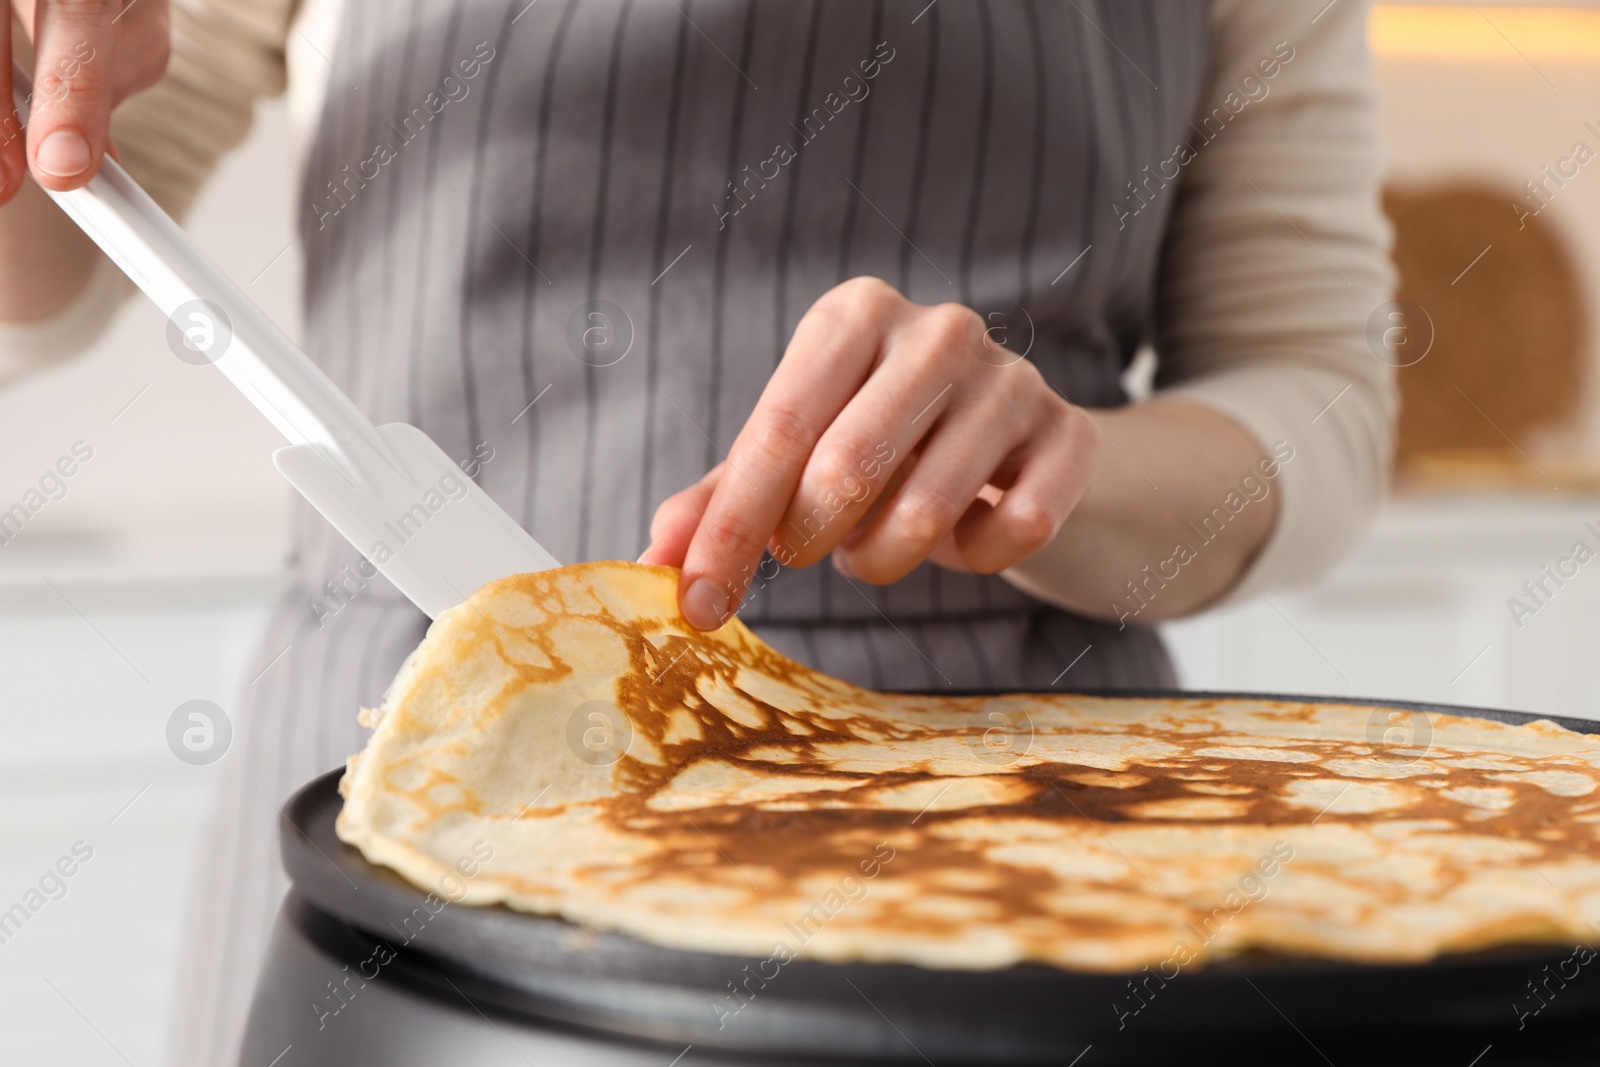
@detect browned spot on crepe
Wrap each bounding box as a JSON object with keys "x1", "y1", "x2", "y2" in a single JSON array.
[{"x1": 336, "y1": 562, "x2": 1600, "y2": 972}]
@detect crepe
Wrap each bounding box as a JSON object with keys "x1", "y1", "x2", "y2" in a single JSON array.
[{"x1": 335, "y1": 561, "x2": 1600, "y2": 972}]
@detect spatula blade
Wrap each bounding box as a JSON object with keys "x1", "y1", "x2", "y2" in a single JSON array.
[{"x1": 274, "y1": 422, "x2": 560, "y2": 618}]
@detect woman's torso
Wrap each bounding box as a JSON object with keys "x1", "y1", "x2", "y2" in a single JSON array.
[{"x1": 292, "y1": 0, "x2": 1211, "y2": 689}]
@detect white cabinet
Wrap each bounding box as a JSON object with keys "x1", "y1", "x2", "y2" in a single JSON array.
[{"x1": 1164, "y1": 494, "x2": 1600, "y2": 723}]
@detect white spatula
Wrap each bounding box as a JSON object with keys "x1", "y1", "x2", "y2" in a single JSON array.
[{"x1": 12, "y1": 65, "x2": 561, "y2": 617}]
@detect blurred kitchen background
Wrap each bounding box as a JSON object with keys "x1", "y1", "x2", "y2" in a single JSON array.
[{"x1": 6, "y1": 2, "x2": 1600, "y2": 1062}]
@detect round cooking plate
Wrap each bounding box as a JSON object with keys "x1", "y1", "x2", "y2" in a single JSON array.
[{"x1": 279, "y1": 691, "x2": 1600, "y2": 1065}]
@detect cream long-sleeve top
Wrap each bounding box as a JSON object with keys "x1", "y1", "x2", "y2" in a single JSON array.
[{"x1": 1, "y1": 0, "x2": 1397, "y2": 608}]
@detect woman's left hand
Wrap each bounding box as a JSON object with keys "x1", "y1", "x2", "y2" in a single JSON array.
[{"x1": 639, "y1": 276, "x2": 1098, "y2": 631}]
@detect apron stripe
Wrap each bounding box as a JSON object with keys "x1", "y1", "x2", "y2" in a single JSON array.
[
  {"x1": 454, "y1": 0, "x2": 523, "y2": 468},
  {"x1": 516, "y1": 0, "x2": 580, "y2": 533},
  {"x1": 706, "y1": 0, "x2": 762, "y2": 464},
  {"x1": 576, "y1": 0, "x2": 639, "y2": 561},
  {"x1": 772, "y1": 0, "x2": 825, "y2": 379},
  {"x1": 637, "y1": 9, "x2": 695, "y2": 551},
  {"x1": 1019, "y1": 0, "x2": 1047, "y2": 307}
]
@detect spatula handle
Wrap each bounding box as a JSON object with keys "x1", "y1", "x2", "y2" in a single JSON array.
[
  {"x1": 9, "y1": 64, "x2": 565, "y2": 614},
  {"x1": 11, "y1": 62, "x2": 390, "y2": 487}
]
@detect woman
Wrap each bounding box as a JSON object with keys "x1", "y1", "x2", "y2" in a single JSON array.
[{"x1": 0, "y1": 0, "x2": 1394, "y2": 1062}]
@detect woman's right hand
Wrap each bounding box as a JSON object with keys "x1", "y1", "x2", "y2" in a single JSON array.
[{"x1": 2, "y1": 0, "x2": 170, "y2": 204}]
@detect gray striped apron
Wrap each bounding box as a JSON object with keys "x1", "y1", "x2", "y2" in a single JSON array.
[{"x1": 169, "y1": 3, "x2": 1211, "y2": 1063}]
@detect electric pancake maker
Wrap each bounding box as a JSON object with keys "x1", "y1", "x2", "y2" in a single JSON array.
[
  {"x1": 242, "y1": 695, "x2": 1600, "y2": 1067},
  {"x1": 21, "y1": 62, "x2": 1594, "y2": 1067}
]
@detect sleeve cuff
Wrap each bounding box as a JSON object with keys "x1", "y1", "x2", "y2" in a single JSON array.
[{"x1": 1159, "y1": 360, "x2": 1395, "y2": 611}]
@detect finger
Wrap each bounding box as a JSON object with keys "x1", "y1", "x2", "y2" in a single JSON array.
[
  {"x1": 775, "y1": 303, "x2": 976, "y2": 569},
  {"x1": 952, "y1": 407, "x2": 1097, "y2": 573},
  {"x1": 0, "y1": 13, "x2": 22, "y2": 203},
  {"x1": 638, "y1": 465, "x2": 723, "y2": 568},
  {"x1": 920, "y1": 495, "x2": 999, "y2": 574},
  {"x1": 833, "y1": 394, "x2": 1032, "y2": 584},
  {"x1": 677, "y1": 277, "x2": 899, "y2": 629},
  {"x1": 28, "y1": 2, "x2": 117, "y2": 190}
]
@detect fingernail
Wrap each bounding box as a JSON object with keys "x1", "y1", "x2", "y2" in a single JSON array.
[
  {"x1": 832, "y1": 553, "x2": 856, "y2": 579},
  {"x1": 35, "y1": 129, "x2": 91, "y2": 178},
  {"x1": 635, "y1": 544, "x2": 653, "y2": 563},
  {"x1": 682, "y1": 577, "x2": 729, "y2": 631}
]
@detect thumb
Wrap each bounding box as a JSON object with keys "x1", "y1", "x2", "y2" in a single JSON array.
[{"x1": 27, "y1": 5, "x2": 115, "y2": 191}]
